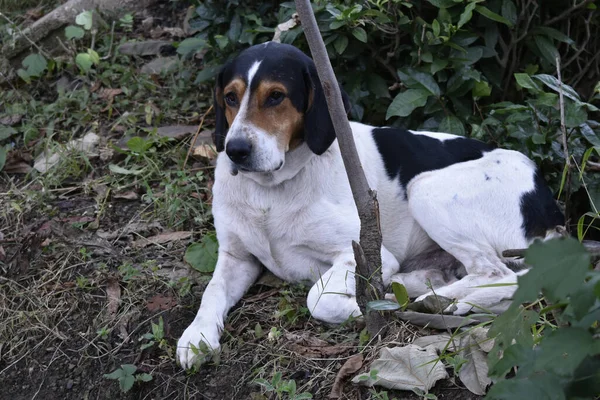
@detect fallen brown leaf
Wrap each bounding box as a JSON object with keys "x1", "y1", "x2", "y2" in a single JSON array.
[
  {"x1": 329, "y1": 354, "x2": 364, "y2": 399},
  {"x1": 0, "y1": 114, "x2": 23, "y2": 125},
  {"x1": 114, "y1": 191, "x2": 139, "y2": 200},
  {"x1": 106, "y1": 277, "x2": 121, "y2": 318},
  {"x1": 146, "y1": 294, "x2": 177, "y2": 312},
  {"x1": 98, "y1": 88, "x2": 123, "y2": 101},
  {"x1": 284, "y1": 332, "x2": 351, "y2": 357},
  {"x1": 193, "y1": 144, "x2": 217, "y2": 160},
  {"x1": 132, "y1": 231, "x2": 192, "y2": 248}
]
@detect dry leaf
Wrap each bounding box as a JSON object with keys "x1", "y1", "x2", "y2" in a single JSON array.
[
  {"x1": 155, "y1": 125, "x2": 197, "y2": 140},
  {"x1": 132, "y1": 231, "x2": 192, "y2": 248},
  {"x1": 352, "y1": 345, "x2": 448, "y2": 392},
  {"x1": 106, "y1": 277, "x2": 121, "y2": 318},
  {"x1": 114, "y1": 191, "x2": 139, "y2": 200},
  {"x1": 193, "y1": 143, "x2": 217, "y2": 160},
  {"x1": 146, "y1": 294, "x2": 177, "y2": 312},
  {"x1": 412, "y1": 335, "x2": 456, "y2": 353},
  {"x1": 98, "y1": 88, "x2": 123, "y2": 101},
  {"x1": 329, "y1": 353, "x2": 363, "y2": 398},
  {"x1": 0, "y1": 114, "x2": 23, "y2": 125},
  {"x1": 284, "y1": 332, "x2": 350, "y2": 357},
  {"x1": 458, "y1": 334, "x2": 491, "y2": 395}
]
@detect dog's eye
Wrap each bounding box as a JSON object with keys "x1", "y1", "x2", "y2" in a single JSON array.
[
  {"x1": 266, "y1": 91, "x2": 285, "y2": 106},
  {"x1": 225, "y1": 92, "x2": 238, "y2": 106}
]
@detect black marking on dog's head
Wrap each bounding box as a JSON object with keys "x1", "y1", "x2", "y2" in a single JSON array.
[
  {"x1": 520, "y1": 170, "x2": 564, "y2": 239},
  {"x1": 371, "y1": 128, "x2": 494, "y2": 196},
  {"x1": 212, "y1": 42, "x2": 350, "y2": 155}
]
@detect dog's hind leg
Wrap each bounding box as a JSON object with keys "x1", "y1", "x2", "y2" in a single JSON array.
[{"x1": 406, "y1": 150, "x2": 548, "y2": 314}]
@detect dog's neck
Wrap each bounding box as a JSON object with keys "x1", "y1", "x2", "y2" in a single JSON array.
[{"x1": 232, "y1": 143, "x2": 320, "y2": 187}]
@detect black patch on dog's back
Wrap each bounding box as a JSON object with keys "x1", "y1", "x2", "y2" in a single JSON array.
[
  {"x1": 520, "y1": 170, "x2": 564, "y2": 239},
  {"x1": 372, "y1": 127, "x2": 493, "y2": 193}
]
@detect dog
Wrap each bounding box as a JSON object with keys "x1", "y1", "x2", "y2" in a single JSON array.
[{"x1": 177, "y1": 42, "x2": 564, "y2": 369}]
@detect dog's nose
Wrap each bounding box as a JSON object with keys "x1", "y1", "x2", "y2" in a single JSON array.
[{"x1": 226, "y1": 139, "x2": 252, "y2": 163}]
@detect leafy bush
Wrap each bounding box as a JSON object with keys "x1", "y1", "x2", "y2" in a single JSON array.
[{"x1": 182, "y1": 0, "x2": 600, "y2": 233}]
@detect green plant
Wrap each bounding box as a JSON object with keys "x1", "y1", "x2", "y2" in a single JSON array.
[
  {"x1": 254, "y1": 371, "x2": 313, "y2": 400},
  {"x1": 140, "y1": 316, "x2": 167, "y2": 350},
  {"x1": 486, "y1": 237, "x2": 600, "y2": 399},
  {"x1": 103, "y1": 364, "x2": 152, "y2": 393}
]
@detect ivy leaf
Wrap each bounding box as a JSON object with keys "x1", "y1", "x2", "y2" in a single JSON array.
[
  {"x1": 65, "y1": 25, "x2": 85, "y2": 40},
  {"x1": 386, "y1": 89, "x2": 430, "y2": 119},
  {"x1": 439, "y1": 115, "x2": 465, "y2": 136},
  {"x1": 473, "y1": 80, "x2": 492, "y2": 97},
  {"x1": 184, "y1": 233, "x2": 219, "y2": 273},
  {"x1": 137, "y1": 373, "x2": 153, "y2": 382},
  {"x1": 516, "y1": 237, "x2": 590, "y2": 305},
  {"x1": 514, "y1": 73, "x2": 542, "y2": 92},
  {"x1": 120, "y1": 375, "x2": 135, "y2": 393},
  {"x1": 104, "y1": 368, "x2": 124, "y2": 380},
  {"x1": 75, "y1": 10, "x2": 94, "y2": 30},
  {"x1": 352, "y1": 27, "x2": 367, "y2": 43},
  {"x1": 22, "y1": 53, "x2": 47, "y2": 77},
  {"x1": 121, "y1": 364, "x2": 137, "y2": 375}
]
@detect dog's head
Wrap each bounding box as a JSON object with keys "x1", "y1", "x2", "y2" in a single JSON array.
[{"x1": 213, "y1": 42, "x2": 351, "y2": 173}]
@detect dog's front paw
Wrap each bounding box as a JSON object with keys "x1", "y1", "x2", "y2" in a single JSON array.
[{"x1": 177, "y1": 323, "x2": 220, "y2": 370}]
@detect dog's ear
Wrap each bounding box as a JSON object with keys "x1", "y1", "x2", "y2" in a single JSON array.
[
  {"x1": 212, "y1": 67, "x2": 228, "y2": 152},
  {"x1": 303, "y1": 63, "x2": 351, "y2": 155}
]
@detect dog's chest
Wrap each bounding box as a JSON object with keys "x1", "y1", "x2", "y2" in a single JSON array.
[{"x1": 216, "y1": 175, "x2": 358, "y2": 282}]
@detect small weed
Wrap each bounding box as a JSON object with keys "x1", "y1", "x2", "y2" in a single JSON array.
[
  {"x1": 140, "y1": 316, "x2": 167, "y2": 351},
  {"x1": 254, "y1": 371, "x2": 313, "y2": 400},
  {"x1": 104, "y1": 364, "x2": 152, "y2": 393},
  {"x1": 267, "y1": 326, "x2": 282, "y2": 341},
  {"x1": 118, "y1": 262, "x2": 140, "y2": 281},
  {"x1": 97, "y1": 326, "x2": 110, "y2": 340}
]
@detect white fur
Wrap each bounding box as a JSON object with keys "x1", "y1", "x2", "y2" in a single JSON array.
[{"x1": 176, "y1": 119, "x2": 545, "y2": 368}]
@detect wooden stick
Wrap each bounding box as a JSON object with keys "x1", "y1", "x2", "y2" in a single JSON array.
[{"x1": 294, "y1": 0, "x2": 386, "y2": 336}]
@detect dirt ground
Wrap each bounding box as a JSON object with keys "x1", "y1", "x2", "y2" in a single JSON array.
[{"x1": 0, "y1": 2, "x2": 484, "y2": 399}]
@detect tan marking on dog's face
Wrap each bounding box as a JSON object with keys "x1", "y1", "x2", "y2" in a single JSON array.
[
  {"x1": 223, "y1": 78, "x2": 246, "y2": 126},
  {"x1": 246, "y1": 81, "x2": 304, "y2": 152}
]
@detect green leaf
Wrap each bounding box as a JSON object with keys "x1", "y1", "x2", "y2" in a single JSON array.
[
  {"x1": 0, "y1": 126, "x2": 17, "y2": 141},
  {"x1": 439, "y1": 115, "x2": 465, "y2": 136},
  {"x1": 120, "y1": 375, "x2": 135, "y2": 393},
  {"x1": 136, "y1": 373, "x2": 153, "y2": 382},
  {"x1": 194, "y1": 64, "x2": 221, "y2": 84},
  {"x1": 431, "y1": 58, "x2": 448, "y2": 75},
  {"x1": 457, "y1": 2, "x2": 477, "y2": 29},
  {"x1": 214, "y1": 35, "x2": 229, "y2": 50},
  {"x1": 121, "y1": 364, "x2": 137, "y2": 375},
  {"x1": 366, "y1": 74, "x2": 390, "y2": 98},
  {"x1": 486, "y1": 374, "x2": 566, "y2": 400},
  {"x1": 514, "y1": 73, "x2": 542, "y2": 92},
  {"x1": 227, "y1": 13, "x2": 242, "y2": 42},
  {"x1": 0, "y1": 146, "x2": 6, "y2": 171},
  {"x1": 22, "y1": 53, "x2": 47, "y2": 77},
  {"x1": 516, "y1": 238, "x2": 590, "y2": 305},
  {"x1": 427, "y1": 0, "x2": 462, "y2": 7},
  {"x1": 126, "y1": 137, "x2": 152, "y2": 154},
  {"x1": 532, "y1": 27, "x2": 575, "y2": 45},
  {"x1": 532, "y1": 74, "x2": 581, "y2": 102},
  {"x1": 564, "y1": 101, "x2": 587, "y2": 128},
  {"x1": 17, "y1": 69, "x2": 30, "y2": 83},
  {"x1": 75, "y1": 10, "x2": 94, "y2": 30},
  {"x1": 104, "y1": 368, "x2": 124, "y2": 380},
  {"x1": 333, "y1": 35, "x2": 348, "y2": 55},
  {"x1": 392, "y1": 282, "x2": 409, "y2": 310},
  {"x1": 88, "y1": 49, "x2": 100, "y2": 65},
  {"x1": 501, "y1": 0, "x2": 517, "y2": 26},
  {"x1": 75, "y1": 53, "x2": 93, "y2": 73},
  {"x1": 65, "y1": 25, "x2": 85, "y2": 40},
  {"x1": 475, "y1": 5, "x2": 513, "y2": 26},
  {"x1": 352, "y1": 27, "x2": 367, "y2": 43},
  {"x1": 108, "y1": 164, "x2": 145, "y2": 175},
  {"x1": 177, "y1": 37, "x2": 207, "y2": 56},
  {"x1": 529, "y1": 328, "x2": 596, "y2": 376},
  {"x1": 406, "y1": 69, "x2": 441, "y2": 97},
  {"x1": 580, "y1": 123, "x2": 600, "y2": 148},
  {"x1": 386, "y1": 89, "x2": 430, "y2": 119},
  {"x1": 473, "y1": 80, "x2": 491, "y2": 97},
  {"x1": 366, "y1": 299, "x2": 400, "y2": 312},
  {"x1": 432, "y1": 19, "x2": 441, "y2": 37},
  {"x1": 184, "y1": 233, "x2": 219, "y2": 273},
  {"x1": 534, "y1": 36, "x2": 559, "y2": 66}
]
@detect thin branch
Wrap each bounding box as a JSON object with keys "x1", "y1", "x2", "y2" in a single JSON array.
[
  {"x1": 545, "y1": 0, "x2": 594, "y2": 25},
  {"x1": 294, "y1": 0, "x2": 386, "y2": 337}
]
